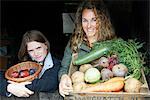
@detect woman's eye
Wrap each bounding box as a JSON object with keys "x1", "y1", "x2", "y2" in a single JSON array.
[
  {"x1": 82, "y1": 18, "x2": 88, "y2": 23},
  {"x1": 92, "y1": 18, "x2": 97, "y2": 22}
]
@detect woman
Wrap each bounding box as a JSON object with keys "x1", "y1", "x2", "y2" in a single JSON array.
[
  {"x1": 2, "y1": 30, "x2": 60, "y2": 97},
  {"x1": 59, "y1": 1, "x2": 116, "y2": 97}
]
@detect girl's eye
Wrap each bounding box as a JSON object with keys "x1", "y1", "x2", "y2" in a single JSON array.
[
  {"x1": 36, "y1": 47, "x2": 42, "y2": 50},
  {"x1": 28, "y1": 47, "x2": 42, "y2": 53},
  {"x1": 28, "y1": 50, "x2": 33, "y2": 54}
]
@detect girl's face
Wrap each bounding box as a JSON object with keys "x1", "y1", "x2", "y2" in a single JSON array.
[
  {"x1": 82, "y1": 9, "x2": 98, "y2": 39},
  {"x1": 27, "y1": 41, "x2": 48, "y2": 62}
]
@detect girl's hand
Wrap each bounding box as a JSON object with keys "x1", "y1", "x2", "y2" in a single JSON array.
[
  {"x1": 59, "y1": 74, "x2": 73, "y2": 97},
  {"x1": 7, "y1": 81, "x2": 34, "y2": 97}
]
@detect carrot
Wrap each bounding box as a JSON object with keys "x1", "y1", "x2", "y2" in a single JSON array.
[
  {"x1": 86, "y1": 82, "x2": 101, "y2": 87},
  {"x1": 104, "y1": 77, "x2": 125, "y2": 83},
  {"x1": 81, "y1": 80, "x2": 124, "y2": 92}
]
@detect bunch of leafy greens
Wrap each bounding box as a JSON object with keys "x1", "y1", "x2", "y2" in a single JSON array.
[{"x1": 92, "y1": 38, "x2": 145, "y2": 80}]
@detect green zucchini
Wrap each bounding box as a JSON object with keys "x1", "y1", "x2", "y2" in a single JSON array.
[{"x1": 73, "y1": 47, "x2": 110, "y2": 65}]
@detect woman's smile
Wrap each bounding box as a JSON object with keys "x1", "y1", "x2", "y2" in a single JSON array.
[
  {"x1": 82, "y1": 9, "x2": 97, "y2": 37},
  {"x1": 82, "y1": 8, "x2": 98, "y2": 46}
]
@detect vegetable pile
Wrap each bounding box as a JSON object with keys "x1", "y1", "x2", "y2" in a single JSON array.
[
  {"x1": 92, "y1": 38, "x2": 144, "y2": 80},
  {"x1": 71, "y1": 38, "x2": 146, "y2": 93},
  {"x1": 73, "y1": 38, "x2": 145, "y2": 80}
]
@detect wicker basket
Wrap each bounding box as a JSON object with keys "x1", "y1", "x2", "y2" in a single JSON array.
[{"x1": 5, "y1": 61, "x2": 42, "y2": 83}]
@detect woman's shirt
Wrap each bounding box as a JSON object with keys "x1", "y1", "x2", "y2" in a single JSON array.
[{"x1": 58, "y1": 41, "x2": 91, "y2": 80}]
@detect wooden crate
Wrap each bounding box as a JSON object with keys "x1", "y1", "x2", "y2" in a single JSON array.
[{"x1": 65, "y1": 61, "x2": 150, "y2": 100}]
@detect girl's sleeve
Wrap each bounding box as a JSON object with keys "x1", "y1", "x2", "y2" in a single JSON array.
[
  {"x1": 26, "y1": 60, "x2": 60, "y2": 92},
  {"x1": 58, "y1": 42, "x2": 72, "y2": 81},
  {"x1": 0, "y1": 71, "x2": 9, "y2": 96}
]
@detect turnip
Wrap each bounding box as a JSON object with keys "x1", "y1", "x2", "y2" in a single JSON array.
[
  {"x1": 84, "y1": 68, "x2": 101, "y2": 83},
  {"x1": 98, "y1": 57, "x2": 109, "y2": 67},
  {"x1": 112, "y1": 63, "x2": 128, "y2": 77},
  {"x1": 124, "y1": 77, "x2": 143, "y2": 93},
  {"x1": 101, "y1": 68, "x2": 113, "y2": 81}
]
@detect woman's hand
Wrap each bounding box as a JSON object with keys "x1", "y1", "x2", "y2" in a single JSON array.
[
  {"x1": 59, "y1": 74, "x2": 73, "y2": 97},
  {"x1": 7, "y1": 81, "x2": 34, "y2": 97}
]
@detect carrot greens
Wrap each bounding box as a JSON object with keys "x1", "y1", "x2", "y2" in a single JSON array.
[{"x1": 92, "y1": 38, "x2": 145, "y2": 80}]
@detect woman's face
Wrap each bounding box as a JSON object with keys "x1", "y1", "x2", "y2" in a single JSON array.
[
  {"x1": 27, "y1": 41, "x2": 48, "y2": 62},
  {"x1": 82, "y1": 9, "x2": 98, "y2": 40}
]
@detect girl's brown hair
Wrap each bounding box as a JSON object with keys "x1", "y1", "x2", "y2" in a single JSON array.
[{"x1": 18, "y1": 30, "x2": 50, "y2": 61}]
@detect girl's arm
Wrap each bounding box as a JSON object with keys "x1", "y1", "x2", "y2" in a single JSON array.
[
  {"x1": 26, "y1": 59, "x2": 60, "y2": 92},
  {"x1": 1, "y1": 71, "x2": 33, "y2": 97},
  {"x1": 0, "y1": 71, "x2": 9, "y2": 96}
]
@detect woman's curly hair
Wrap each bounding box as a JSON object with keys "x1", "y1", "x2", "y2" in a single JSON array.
[{"x1": 70, "y1": 1, "x2": 116, "y2": 53}]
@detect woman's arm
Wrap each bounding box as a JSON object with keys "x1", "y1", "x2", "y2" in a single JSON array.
[
  {"x1": 58, "y1": 42, "x2": 72, "y2": 80},
  {"x1": 58, "y1": 42, "x2": 74, "y2": 97},
  {"x1": 26, "y1": 58, "x2": 60, "y2": 92}
]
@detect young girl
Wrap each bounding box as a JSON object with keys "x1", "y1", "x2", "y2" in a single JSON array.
[{"x1": 6, "y1": 30, "x2": 60, "y2": 97}]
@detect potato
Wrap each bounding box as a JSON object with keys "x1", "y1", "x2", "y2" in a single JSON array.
[
  {"x1": 73, "y1": 82, "x2": 87, "y2": 92},
  {"x1": 79, "y1": 64, "x2": 93, "y2": 73},
  {"x1": 124, "y1": 77, "x2": 143, "y2": 93},
  {"x1": 71, "y1": 71, "x2": 84, "y2": 83}
]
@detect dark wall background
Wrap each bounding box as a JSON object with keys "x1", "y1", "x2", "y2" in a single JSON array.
[
  {"x1": 1, "y1": 0, "x2": 149, "y2": 64},
  {"x1": 1, "y1": 1, "x2": 67, "y2": 61}
]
